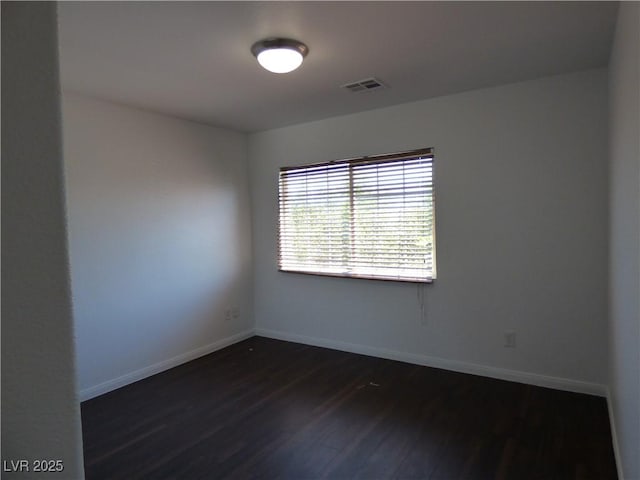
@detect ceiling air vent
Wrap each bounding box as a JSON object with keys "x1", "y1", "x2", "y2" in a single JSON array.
[{"x1": 342, "y1": 77, "x2": 387, "y2": 93}]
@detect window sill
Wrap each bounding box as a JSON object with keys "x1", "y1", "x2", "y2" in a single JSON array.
[{"x1": 278, "y1": 268, "x2": 434, "y2": 284}]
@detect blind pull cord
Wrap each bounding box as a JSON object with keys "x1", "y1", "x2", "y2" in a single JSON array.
[{"x1": 417, "y1": 283, "x2": 427, "y2": 326}]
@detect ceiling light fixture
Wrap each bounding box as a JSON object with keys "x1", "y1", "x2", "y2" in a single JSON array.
[{"x1": 251, "y1": 38, "x2": 309, "y2": 74}]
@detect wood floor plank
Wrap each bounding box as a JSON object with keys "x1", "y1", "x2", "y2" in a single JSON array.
[{"x1": 81, "y1": 337, "x2": 618, "y2": 479}]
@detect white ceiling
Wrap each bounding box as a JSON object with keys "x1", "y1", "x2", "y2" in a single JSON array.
[{"x1": 58, "y1": 1, "x2": 618, "y2": 133}]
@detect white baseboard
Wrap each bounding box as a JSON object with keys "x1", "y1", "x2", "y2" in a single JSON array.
[
  {"x1": 606, "y1": 388, "x2": 625, "y2": 480},
  {"x1": 255, "y1": 328, "x2": 607, "y2": 397},
  {"x1": 79, "y1": 329, "x2": 255, "y2": 401},
  {"x1": 80, "y1": 326, "x2": 607, "y2": 400}
]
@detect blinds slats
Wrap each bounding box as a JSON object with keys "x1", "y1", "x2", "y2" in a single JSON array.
[{"x1": 278, "y1": 149, "x2": 435, "y2": 282}]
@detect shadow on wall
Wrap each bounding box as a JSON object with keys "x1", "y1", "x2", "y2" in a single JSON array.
[
  {"x1": 71, "y1": 183, "x2": 250, "y2": 393},
  {"x1": 62, "y1": 93, "x2": 252, "y2": 396}
]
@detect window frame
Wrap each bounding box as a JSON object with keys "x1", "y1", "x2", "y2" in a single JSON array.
[{"x1": 277, "y1": 147, "x2": 436, "y2": 284}]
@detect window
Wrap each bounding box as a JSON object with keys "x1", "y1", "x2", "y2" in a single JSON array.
[{"x1": 278, "y1": 148, "x2": 435, "y2": 283}]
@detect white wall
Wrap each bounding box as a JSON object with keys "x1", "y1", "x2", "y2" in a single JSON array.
[
  {"x1": 1, "y1": 3, "x2": 84, "y2": 478},
  {"x1": 249, "y1": 69, "x2": 609, "y2": 393},
  {"x1": 608, "y1": 3, "x2": 640, "y2": 479},
  {"x1": 62, "y1": 94, "x2": 253, "y2": 399}
]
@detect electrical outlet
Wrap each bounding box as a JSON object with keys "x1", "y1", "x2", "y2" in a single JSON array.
[
  {"x1": 504, "y1": 331, "x2": 516, "y2": 348},
  {"x1": 225, "y1": 309, "x2": 232, "y2": 321},
  {"x1": 231, "y1": 307, "x2": 239, "y2": 319}
]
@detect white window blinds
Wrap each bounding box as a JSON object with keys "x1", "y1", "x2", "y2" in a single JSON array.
[{"x1": 278, "y1": 148, "x2": 435, "y2": 283}]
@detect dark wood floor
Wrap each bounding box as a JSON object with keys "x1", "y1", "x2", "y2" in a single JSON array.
[{"x1": 81, "y1": 337, "x2": 617, "y2": 479}]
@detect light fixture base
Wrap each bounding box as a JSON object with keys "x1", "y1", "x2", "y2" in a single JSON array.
[{"x1": 251, "y1": 38, "x2": 309, "y2": 58}]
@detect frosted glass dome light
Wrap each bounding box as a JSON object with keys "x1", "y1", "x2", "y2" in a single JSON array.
[
  {"x1": 251, "y1": 38, "x2": 309, "y2": 74},
  {"x1": 257, "y1": 48, "x2": 303, "y2": 74}
]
